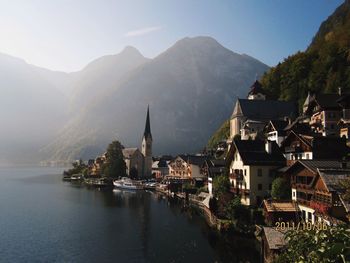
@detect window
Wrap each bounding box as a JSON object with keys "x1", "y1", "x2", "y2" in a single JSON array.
[
  {"x1": 244, "y1": 169, "x2": 247, "y2": 176},
  {"x1": 258, "y1": 184, "x2": 262, "y2": 190},
  {"x1": 257, "y1": 169, "x2": 262, "y2": 177},
  {"x1": 293, "y1": 191, "x2": 296, "y2": 197},
  {"x1": 306, "y1": 153, "x2": 310, "y2": 159}
]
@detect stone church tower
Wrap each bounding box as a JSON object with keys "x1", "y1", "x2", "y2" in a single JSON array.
[{"x1": 141, "y1": 106, "x2": 153, "y2": 177}]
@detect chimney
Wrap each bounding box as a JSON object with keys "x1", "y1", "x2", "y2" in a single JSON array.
[
  {"x1": 265, "y1": 140, "x2": 272, "y2": 154},
  {"x1": 339, "y1": 87, "x2": 342, "y2": 96}
]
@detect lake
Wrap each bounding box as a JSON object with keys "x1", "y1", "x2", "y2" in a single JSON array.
[{"x1": 0, "y1": 167, "x2": 260, "y2": 262}]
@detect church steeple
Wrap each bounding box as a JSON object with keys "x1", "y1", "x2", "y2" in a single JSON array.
[
  {"x1": 141, "y1": 106, "x2": 153, "y2": 178},
  {"x1": 143, "y1": 105, "x2": 152, "y2": 139}
]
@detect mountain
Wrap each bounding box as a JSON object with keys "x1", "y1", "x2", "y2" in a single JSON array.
[
  {"x1": 43, "y1": 36, "x2": 269, "y2": 161},
  {"x1": 0, "y1": 53, "x2": 71, "y2": 165},
  {"x1": 207, "y1": 0, "x2": 350, "y2": 149},
  {"x1": 261, "y1": 0, "x2": 350, "y2": 108},
  {"x1": 70, "y1": 46, "x2": 150, "y2": 110}
]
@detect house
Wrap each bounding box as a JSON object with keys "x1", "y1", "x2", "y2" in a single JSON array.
[
  {"x1": 337, "y1": 94, "x2": 350, "y2": 141},
  {"x1": 229, "y1": 81, "x2": 297, "y2": 142},
  {"x1": 263, "y1": 200, "x2": 299, "y2": 225},
  {"x1": 152, "y1": 157, "x2": 170, "y2": 179},
  {"x1": 168, "y1": 155, "x2": 208, "y2": 185},
  {"x1": 201, "y1": 159, "x2": 226, "y2": 196},
  {"x1": 226, "y1": 140, "x2": 286, "y2": 206},
  {"x1": 280, "y1": 130, "x2": 349, "y2": 164},
  {"x1": 90, "y1": 154, "x2": 107, "y2": 176},
  {"x1": 303, "y1": 92, "x2": 342, "y2": 136},
  {"x1": 265, "y1": 120, "x2": 289, "y2": 146},
  {"x1": 122, "y1": 148, "x2": 144, "y2": 178},
  {"x1": 261, "y1": 227, "x2": 286, "y2": 263},
  {"x1": 284, "y1": 160, "x2": 350, "y2": 224}
]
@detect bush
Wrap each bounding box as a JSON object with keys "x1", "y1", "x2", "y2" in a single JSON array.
[
  {"x1": 271, "y1": 177, "x2": 291, "y2": 200},
  {"x1": 213, "y1": 175, "x2": 230, "y2": 197}
]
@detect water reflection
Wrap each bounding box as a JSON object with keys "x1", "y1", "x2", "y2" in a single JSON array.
[{"x1": 2, "y1": 170, "x2": 260, "y2": 263}]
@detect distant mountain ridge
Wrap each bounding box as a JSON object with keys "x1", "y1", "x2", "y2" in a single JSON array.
[
  {"x1": 0, "y1": 36, "x2": 269, "y2": 164},
  {"x1": 42, "y1": 36, "x2": 269, "y2": 162}
]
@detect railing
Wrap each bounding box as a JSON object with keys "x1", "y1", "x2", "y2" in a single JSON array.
[
  {"x1": 229, "y1": 173, "x2": 243, "y2": 181},
  {"x1": 297, "y1": 199, "x2": 310, "y2": 206},
  {"x1": 230, "y1": 187, "x2": 249, "y2": 195},
  {"x1": 284, "y1": 145, "x2": 302, "y2": 153}
]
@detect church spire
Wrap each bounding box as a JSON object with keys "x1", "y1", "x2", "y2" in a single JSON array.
[{"x1": 143, "y1": 105, "x2": 152, "y2": 139}]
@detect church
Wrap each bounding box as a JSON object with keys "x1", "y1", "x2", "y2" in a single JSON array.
[
  {"x1": 229, "y1": 80, "x2": 297, "y2": 143},
  {"x1": 123, "y1": 106, "x2": 153, "y2": 178}
]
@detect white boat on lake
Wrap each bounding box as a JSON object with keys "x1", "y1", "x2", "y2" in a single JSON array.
[{"x1": 113, "y1": 177, "x2": 143, "y2": 190}]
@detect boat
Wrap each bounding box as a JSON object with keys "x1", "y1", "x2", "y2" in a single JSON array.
[
  {"x1": 144, "y1": 182, "x2": 157, "y2": 190},
  {"x1": 70, "y1": 174, "x2": 83, "y2": 181},
  {"x1": 84, "y1": 177, "x2": 112, "y2": 187},
  {"x1": 62, "y1": 173, "x2": 83, "y2": 182},
  {"x1": 113, "y1": 177, "x2": 143, "y2": 190}
]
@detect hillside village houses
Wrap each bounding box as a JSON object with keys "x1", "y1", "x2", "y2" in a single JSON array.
[
  {"x1": 221, "y1": 80, "x2": 350, "y2": 226},
  {"x1": 85, "y1": 80, "x2": 350, "y2": 226}
]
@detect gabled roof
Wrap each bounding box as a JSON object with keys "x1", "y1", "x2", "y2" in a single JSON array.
[
  {"x1": 270, "y1": 120, "x2": 289, "y2": 132},
  {"x1": 284, "y1": 116, "x2": 312, "y2": 134},
  {"x1": 263, "y1": 227, "x2": 286, "y2": 250},
  {"x1": 265, "y1": 120, "x2": 289, "y2": 135},
  {"x1": 227, "y1": 140, "x2": 285, "y2": 166},
  {"x1": 285, "y1": 160, "x2": 343, "y2": 174},
  {"x1": 178, "y1": 154, "x2": 209, "y2": 167},
  {"x1": 122, "y1": 148, "x2": 140, "y2": 158},
  {"x1": 231, "y1": 99, "x2": 297, "y2": 120},
  {"x1": 263, "y1": 200, "x2": 298, "y2": 213},
  {"x1": 306, "y1": 93, "x2": 342, "y2": 114},
  {"x1": 247, "y1": 80, "x2": 266, "y2": 96},
  {"x1": 281, "y1": 131, "x2": 349, "y2": 159},
  {"x1": 317, "y1": 168, "x2": 350, "y2": 193}
]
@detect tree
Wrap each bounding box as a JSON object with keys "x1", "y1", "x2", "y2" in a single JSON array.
[
  {"x1": 275, "y1": 225, "x2": 350, "y2": 263},
  {"x1": 225, "y1": 197, "x2": 251, "y2": 224},
  {"x1": 102, "y1": 141, "x2": 126, "y2": 178},
  {"x1": 271, "y1": 177, "x2": 291, "y2": 200},
  {"x1": 339, "y1": 177, "x2": 350, "y2": 202},
  {"x1": 213, "y1": 175, "x2": 230, "y2": 197}
]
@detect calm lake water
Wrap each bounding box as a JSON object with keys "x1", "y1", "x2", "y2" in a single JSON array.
[{"x1": 0, "y1": 167, "x2": 260, "y2": 263}]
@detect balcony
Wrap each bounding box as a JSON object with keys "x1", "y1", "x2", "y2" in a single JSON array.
[
  {"x1": 285, "y1": 145, "x2": 302, "y2": 153},
  {"x1": 229, "y1": 173, "x2": 243, "y2": 181},
  {"x1": 297, "y1": 198, "x2": 310, "y2": 207},
  {"x1": 230, "y1": 187, "x2": 250, "y2": 196}
]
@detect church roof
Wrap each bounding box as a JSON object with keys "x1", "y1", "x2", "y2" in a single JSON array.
[
  {"x1": 122, "y1": 148, "x2": 139, "y2": 158},
  {"x1": 248, "y1": 80, "x2": 266, "y2": 96},
  {"x1": 231, "y1": 99, "x2": 297, "y2": 120},
  {"x1": 143, "y1": 106, "x2": 152, "y2": 139}
]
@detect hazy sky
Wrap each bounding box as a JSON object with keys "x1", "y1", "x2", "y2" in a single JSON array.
[{"x1": 0, "y1": 0, "x2": 343, "y2": 72}]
